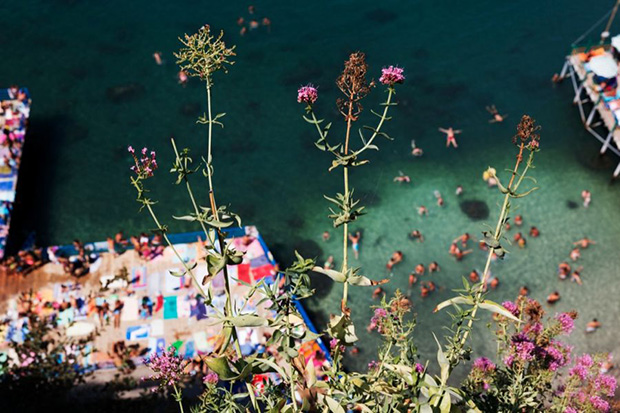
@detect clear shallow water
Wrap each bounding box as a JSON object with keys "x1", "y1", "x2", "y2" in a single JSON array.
[{"x1": 2, "y1": 0, "x2": 620, "y2": 375}]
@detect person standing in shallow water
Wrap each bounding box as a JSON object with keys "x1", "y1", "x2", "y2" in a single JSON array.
[{"x1": 349, "y1": 231, "x2": 361, "y2": 259}]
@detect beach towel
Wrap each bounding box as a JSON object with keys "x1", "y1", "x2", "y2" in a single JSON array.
[
  {"x1": 151, "y1": 319, "x2": 164, "y2": 336},
  {"x1": 251, "y1": 264, "x2": 274, "y2": 280},
  {"x1": 165, "y1": 269, "x2": 184, "y2": 292},
  {"x1": 148, "y1": 272, "x2": 161, "y2": 297},
  {"x1": 236, "y1": 263, "x2": 252, "y2": 284},
  {"x1": 245, "y1": 240, "x2": 265, "y2": 259},
  {"x1": 131, "y1": 266, "x2": 147, "y2": 289},
  {"x1": 193, "y1": 331, "x2": 210, "y2": 353},
  {"x1": 177, "y1": 297, "x2": 191, "y2": 318},
  {"x1": 250, "y1": 255, "x2": 269, "y2": 268},
  {"x1": 126, "y1": 324, "x2": 150, "y2": 341},
  {"x1": 120, "y1": 296, "x2": 139, "y2": 322},
  {"x1": 163, "y1": 296, "x2": 178, "y2": 320},
  {"x1": 171, "y1": 340, "x2": 184, "y2": 353},
  {"x1": 184, "y1": 340, "x2": 195, "y2": 358}
]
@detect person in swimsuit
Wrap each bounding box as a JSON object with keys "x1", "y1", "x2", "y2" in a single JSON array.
[
  {"x1": 573, "y1": 237, "x2": 595, "y2": 248},
  {"x1": 547, "y1": 291, "x2": 561, "y2": 304},
  {"x1": 414, "y1": 263, "x2": 425, "y2": 276},
  {"x1": 178, "y1": 70, "x2": 188, "y2": 85},
  {"x1": 455, "y1": 185, "x2": 463, "y2": 196},
  {"x1": 418, "y1": 205, "x2": 428, "y2": 216},
  {"x1": 393, "y1": 172, "x2": 411, "y2": 183},
  {"x1": 581, "y1": 190, "x2": 591, "y2": 208},
  {"x1": 429, "y1": 261, "x2": 440, "y2": 273},
  {"x1": 411, "y1": 139, "x2": 423, "y2": 157},
  {"x1": 469, "y1": 270, "x2": 480, "y2": 283},
  {"x1": 529, "y1": 226, "x2": 540, "y2": 237},
  {"x1": 409, "y1": 229, "x2": 424, "y2": 242},
  {"x1": 434, "y1": 190, "x2": 444, "y2": 207},
  {"x1": 519, "y1": 285, "x2": 529, "y2": 296},
  {"x1": 571, "y1": 267, "x2": 583, "y2": 285},
  {"x1": 586, "y1": 318, "x2": 601, "y2": 333},
  {"x1": 486, "y1": 105, "x2": 507, "y2": 123},
  {"x1": 514, "y1": 214, "x2": 523, "y2": 226},
  {"x1": 349, "y1": 231, "x2": 361, "y2": 259},
  {"x1": 438, "y1": 127, "x2": 462, "y2": 148},
  {"x1": 322, "y1": 231, "x2": 330, "y2": 242},
  {"x1": 453, "y1": 233, "x2": 472, "y2": 248},
  {"x1": 153, "y1": 52, "x2": 163, "y2": 65},
  {"x1": 570, "y1": 248, "x2": 581, "y2": 261},
  {"x1": 324, "y1": 255, "x2": 334, "y2": 270},
  {"x1": 387, "y1": 251, "x2": 403, "y2": 270}
]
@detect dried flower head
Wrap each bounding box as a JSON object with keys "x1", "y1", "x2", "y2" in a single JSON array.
[
  {"x1": 513, "y1": 115, "x2": 541, "y2": 147},
  {"x1": 336, "y1": 52, "x2": 375, "y2": 121},
  {"x1": 175, "y1": 25, "x2": 236, "y2": 82}
]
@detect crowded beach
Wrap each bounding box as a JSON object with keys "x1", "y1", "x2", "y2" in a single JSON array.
[{"x1": 0, "y1": 225, "x2": 329, "y2": 379}]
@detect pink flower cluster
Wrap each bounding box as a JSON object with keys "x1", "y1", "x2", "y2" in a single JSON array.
[
  {"x1": 129, "y1": 146, "x2": 158, "y2": 178},
  {"x1": 203, "y1": 371, "x2": 219, "y2": 385},
  {"x1": 555, "y1": 312, "x2": 575, "y2": 334},
  {"x1": 473, "y1": 357, "x2": 496, "y2": 373},
  {"x1": 297, "y1": 85, "x2": 318, "y2": 105},
  {"x1": 415, "y1": 363, "x2": 425, "y2": 374},
  {"x1": 368, "y1": 307, "x2": 389, "y2": 333},
  {"x1": 501, "y1": 301, "x2": 520, "y2": 317},
  {"x1": 379, "y1": 66, "x2": 405, "y2": 86},
  {"x1": 143, "y1": 348, "x2": 186, "y2": 388},
  {"x1": 563, "y1": 354, "x2": 616, "y2": 412}
]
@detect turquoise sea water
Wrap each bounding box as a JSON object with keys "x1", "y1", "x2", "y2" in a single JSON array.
[{"x1": 2, "y1": 0, "x2": 620, "y2": 375}]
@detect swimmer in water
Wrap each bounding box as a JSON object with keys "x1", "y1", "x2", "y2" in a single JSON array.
[
  {"x1": 153, "y1": 51, "x2": 163, "y2": 65},
  {"x1": 324, "y1": 255, "x2": 334, "y2": 270},
  {"x1": 453, "y1": 233, "x2": 472, "y2": 248},
  {"x1": 372, "y1": 287, "x2": 384, "y2": 299},
  {"x1": 240, "y1": 26, "x2": 247, "y2": 36},
  {"x1": 547, "y1": 291, "x2": 561, "y2": 304},
  {"x1": 571, "y1": 267, "x2": 583, "y2": 285},
  {"x1": 438, "y1": 127, "x2": 462, "y2": 148},
  {"x1": 178, "y1": 70, "x2": 188, "y2": 86},
  {"x1": 237, "y1": 17, "x2": 245, "y2": 26},
  {"x1": 558, "y1": 262, "x2": 571, "y2": 280},
  {"x1": 517, "y1": 237, "x2": 527, "y2": 249},
  {"x1": 393, "y1": 172, "x2": 411, "y2": 183},
  {"x1": 581, "y1": 190, "x2": 591, "y2": 208},
  {"x1": 486, "y1": 105, "x2": 507, "y2": 123},
  {"x1": 469, "y1": 270, "x2": 480, "y2": 283},
  {"x1": 249, "y1": 20, "x2": 260, "y2": 30},
  {"x1": 570, "y1": 248, "x2": 581, "y2": 262},
  {"x1": 455, "y1": 248, "x2": 473, "y2": 261},
  {"x1": 434, "y1": 190, "x2": 444, "y2": 207},
  {"x1": 529, "y1": 226, "x2": 540, "y2": 238},
  {"x1": 409, "y1": 229, "x2": 424, "y2": 242},
  {"x1": 387, "y1": 251, "x2": 404, "y2": 271},
  {"x1": 519, "y1": 285, "x2": 529, "y2": 296},
  {"x1": 514, "y1": 214, "x2": 523, "y2": 226},
  {"x1": 248, "y1": 5, "x2": 255, "y2": 14},
  {"x1": 411, "y1": 139, "x2": 423, "y2": 157},
  {"x1": 418, "y1": 205, "x2": 428, "y2": 216},
  {"x1": 262, "y1": 17, "x2": 271, "y2": 32},
  {"x1": 408, "y1": 272, "x2": 417, "y2": 287},
  {"x1": 585, "y1": 318, "x2": 601, "y2": 333},
  {"x1": 414, "y1": 263, "x2": 425, "y2": 276},
  {"x1": 489, "y1": 277, "x2": 499, "y2": 289},
  {"x1": 573, "y1": 237, "x2": 595, "y2": 249},
  {"x1": 429, "y1": 261, "x2": 440, "y2": 273},
  {"x1": 455, "y1": 185, "x2": 463, "y2": 196},
  {"x1": 322, "y1": 231, "x2": 330, "y2": 242},
  {"x1": 349, "y1": 231, "x2": 361, "y2": 259}
]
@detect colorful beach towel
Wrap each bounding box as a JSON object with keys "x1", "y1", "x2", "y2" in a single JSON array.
[
  {"x1": 120, "y1": 296, "x2": 139, "y2": 322},
  {"x1": 131, "y1": 266, "x2": 147, "y2": 289},
  {"x1": 151, "y1": 319, "x2": 164, "y2": 336},
  {"x1": 126, "y1": 324, "x2": 150, "y2": 341},
  {"x1": 163, "y1": 296, "x2": 178, "y2": 320}
]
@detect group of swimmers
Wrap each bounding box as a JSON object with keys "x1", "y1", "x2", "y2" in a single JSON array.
[{"x1": 237, "y1": 5, "x2": 271, "y2": 36}]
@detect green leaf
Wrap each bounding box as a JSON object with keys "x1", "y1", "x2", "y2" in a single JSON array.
[
  {"x1": 439, "y1": 392, "x2": 452, "y2": 413},
  {"x1": 348, "y1": 274, "x2": 389, "y2": 287},
  {"x1": 172, "y1": 214, "x2": 196, "y2": 222},
  {"x1": 433, "y1": 296, "x2": 473, "y2": 313},
  {"x1": 206, "y1": 356, "x2": 236, "y2": 380},
  {"x1": 324, "y1": 396, "x2": 345, "y2": 413},
  {"x1": 479, "y1": 300, "x2": 522, "y2": 323},
  {"x1": 229, "y1": 314, "x2": 268, "y2": 327},
  {"x1": 433, "y1": 333, "x2": 449, "y2": 384},
  {"x1": 312, "y1": 266, "x2": 346, "y2": 283}
]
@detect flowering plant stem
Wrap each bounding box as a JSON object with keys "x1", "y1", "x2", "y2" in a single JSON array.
[
  {"x1": 173, "y1": 383, "x2": 185, "y2": 413},
  {"x1": 458, "y1": 143, "x2": 528, "y2": 353}
]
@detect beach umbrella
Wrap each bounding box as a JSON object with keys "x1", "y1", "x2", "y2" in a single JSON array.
[
  {"x1": 66, "y1": 321, "x2": 95, "y2": 337},
  {"x1": 589, "y1": 54, "x2": 618, "y2": 78},
  {"x1": 612, "y1": 34, "x2": 620, "y2": 51}
]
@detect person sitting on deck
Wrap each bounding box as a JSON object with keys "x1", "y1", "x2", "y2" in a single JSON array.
[{"x1": 486, "y1": 105, "x2": 507, "y2": 123}]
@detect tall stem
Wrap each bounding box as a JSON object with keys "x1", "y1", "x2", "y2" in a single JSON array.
[
  {"x1": 458, "y1": 144, "x2": 526, "y2": 351},
  {"x1": 203, "y1": 74, "x2": 258, "y2": 411},
  {"x1": 173, "y1": 382, "x2": 185, "y2": 413},
  {"x1": 340, "y1": 98, "x2": 354, "y2": 312}
]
